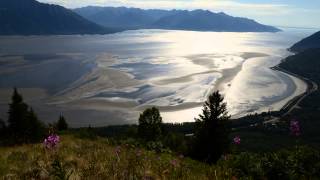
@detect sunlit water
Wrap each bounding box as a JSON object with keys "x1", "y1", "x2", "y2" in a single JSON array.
[{"x1": 0, "y1": 28, "x2": 316, "y2": 126}]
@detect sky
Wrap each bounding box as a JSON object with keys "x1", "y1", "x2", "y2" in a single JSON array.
[{"x1": 39, "y1": 0, "x2": 320, "y2": 28}]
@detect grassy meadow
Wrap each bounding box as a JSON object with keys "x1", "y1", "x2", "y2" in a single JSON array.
[{"x1": 1, "y1": 134, "x2": 320, "y2": 179}]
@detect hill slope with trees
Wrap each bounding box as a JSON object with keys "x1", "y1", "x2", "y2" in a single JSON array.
[
  {"x1": 0, "y1": 0, "x2": 114, "y2": 35},
  {"x1": 290, "y1": 31, "x2": 320, "y2": 52}
]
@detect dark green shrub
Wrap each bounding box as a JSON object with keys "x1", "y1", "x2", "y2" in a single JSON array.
[
  {"x1": 50, "y1": 157, "x2": 73, "y2": 180},
  {"x1": 56, "y1": 115, "x2": 68, "y2": 131},
  {"x1": 138, "y1": 107, "x2": 163, "y2": 141},
  {"x1": 163, "y1": 132, "x2": 188, "y2": 153},
  {"x1": 225, "y1": 152, "x2": 263, "y2": 179}
]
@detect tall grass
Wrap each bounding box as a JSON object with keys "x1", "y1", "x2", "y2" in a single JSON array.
[
  {"x1": 0, "y1": 135, "x2": 231, "y2": 179},
  {"x1": 1, "y1": 135, "x2": 319, "y2": 179}
]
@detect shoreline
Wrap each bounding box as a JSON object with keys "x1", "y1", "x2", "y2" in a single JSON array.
[
  {"x1": 271, "y1": 65, "x2": 317, "y2": 117},
  {"x1": 161, "y1": 54, "x2": 309, "y2": 122}
]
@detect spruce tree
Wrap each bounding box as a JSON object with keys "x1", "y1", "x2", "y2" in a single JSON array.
[
  {"x1": 0, "y1": 119, "x2": 5, "y2": 130},
  {"x1": 7, "y1": 88, "x2": 45, "y2": 144},
  {"x1": 57, "y1": 114, "x2": 68, "y2": 131},
  {"x1": 138, "y1": 107, "x2": 163, "y2": 141},
  {"x1": 191, "y1": 91, "x2": 231, "y2": 163},
  {"x1": 27, "y1": 108, "x2": 45, "y2": 142},
  {"x1": 0, "y1": 119, "x2": 6, "y2": 141},
  {"x1": 7, "y1": 88, "x2": 30, "y2": 143}
]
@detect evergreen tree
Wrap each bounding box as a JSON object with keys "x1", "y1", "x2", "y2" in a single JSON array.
[
  {"x1": 27, "y1": 108, "x2": 45, "y2": 142},
  {"x1": 7, "y1": 88, "x2": 30, "y2": 143},
  {"x1": 0, "y1": 119, "x2": 6, "y2": 141},
  {"x1": 138, "y1": 107, "x2": 163, "y2": 141},
  {"x1": 0, "y1": 119, "x2": 5, "y2": 130},
  {"x1": 191, "y1": 91, "x2": 231, "y2": 163},
  {"x1": 56, "y1": 114, "x2": 68, "y2": 131},
  {"x1": 7, "y1": 88, "x2": 45, "y2": 144}
]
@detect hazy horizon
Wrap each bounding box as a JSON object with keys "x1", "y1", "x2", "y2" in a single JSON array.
[{"x1": 40, "y1": 0, "x2": 320, "y2": 29}]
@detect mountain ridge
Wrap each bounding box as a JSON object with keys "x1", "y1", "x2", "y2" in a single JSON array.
[
  {"x1": 0, "y1": 0, "x2": 115, "y2": 35},
  {"x1": 290, "y1": 31, "x2": 320, "y2": 52},
  {"x1": 74, "y1": 6, "x2": 281, "y2": 33}
]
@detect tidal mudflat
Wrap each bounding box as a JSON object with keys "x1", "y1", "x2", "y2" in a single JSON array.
[{"x1": 0, "y1": 29, "x2": 315, "y2": 126}]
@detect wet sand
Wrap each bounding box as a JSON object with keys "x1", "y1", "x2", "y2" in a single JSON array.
[
  {"x1": 0, "y1": 52, "x2": 270, "y2": 126},
  {"x1": 60, "y1": 52, "x2": 268, "y2": 112},
  {"x1": 0, "y1": 51, "x2": 308, "y2": 126},
  {"x1": 0, "y1": 30, "x2": 314, "y2": 127}
]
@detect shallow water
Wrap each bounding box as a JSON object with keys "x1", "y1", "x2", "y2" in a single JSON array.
[{"x1": 0, "y1": 28, "x2": 316, "y2": 126}]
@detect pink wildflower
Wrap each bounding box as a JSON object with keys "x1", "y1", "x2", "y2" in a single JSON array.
[
  {"x1": 170, "y1": 159, "x2": 179, "y2": 167},
  {"x1": 115, "y1": 146, "x2": 121, "y2": 155},
  {"x1": 43, "y1": 134, "x2": 60, "y2": 149},
  {"x1": 136, "y1": 149, "x2": 142, "y2": 157},
  {"x1": 179, "y1": 154, "x2": 184, "y2": 159},
  {"x1": 233, "y1": 136, "x2": 241, "y2": 145},
  {"x1": 290, "y1": 120, "x2": 301, "y2": 137}
]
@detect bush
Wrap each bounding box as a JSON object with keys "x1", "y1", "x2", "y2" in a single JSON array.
[
  {"x1": 163, "y1": 132, "x2": 188, "y2": 153},
  {"x1": 219, "y1": 146, "x2": 320, "y2": 179}
]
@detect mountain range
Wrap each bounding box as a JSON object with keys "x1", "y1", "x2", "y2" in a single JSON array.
[
  {"x1": 0, "y1": 0, "x2": 281, "y2": 35},
  {"x1": 74, "y1": 6, "x2": 281, "y2": 32},
  {"x1": 290, "y1": 31, "x2": 320, "y2": 52},
  {"x1": 0, "y1": 0, "x2": 114, "y2": 35}
]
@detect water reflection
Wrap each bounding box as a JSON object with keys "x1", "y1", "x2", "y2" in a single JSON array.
[{"x1": 0, "y1": 28, "x2": 316, "y2": 126}]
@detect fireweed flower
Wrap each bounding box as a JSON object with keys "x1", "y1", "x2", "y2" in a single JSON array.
[
  {"x1": 221, "y1": 154, "x2": 229, "y2": 161},
  {"x1": 136, "y1": 149, "x2": 142, "y2": 157},
  {"x1": 170, "y1": 159, "x2": 179, "y2": 167},
  {"x1": 114, "y1": 146, "x2": 121, "y2": 161},
  {"x1": 43, "y1": 134, "x2": 60, "y2": 149},
  {"x1": 290, "y1": 120, "x2": 301, "y2": 137},
  {"x1": 115, "y1": 146, "x2": 121, "y2": 155},
  {"x1": 233, "y1": 136, "x2": 241, "y2": 145},
  {"x1": 179, "y1": 154, "x2": 184, "y2": 159}
]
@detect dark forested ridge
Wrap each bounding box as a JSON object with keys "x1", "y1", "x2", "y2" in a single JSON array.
[
  {"x1": 278, "y1": 31, "x2": 320, "y2": 148},
  {"x1": 290, "y1": 31, "x2": 320, "y2": 52},
  {"x1": 0, "y1": 0, "x2": 115, "y2": 35},
  {"x1": 280, "y1": 48, "x2": 320, "y2": 82},
  {"x1": 74, "y1": 6, "x2": 281, "y2": 32}
]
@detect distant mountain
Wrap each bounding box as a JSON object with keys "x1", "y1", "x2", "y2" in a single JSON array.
[
  {"x1": 0, "y1": 0, "x2": 114, "y2": 35},
  {"x1": 73, "y1": 6, "x2": 174, "y2": 30},
  {"x1": 74, "y1": 6, "x2": 281, "y2": 32},
  {"x1": 290, "y1": 31, "x2": 320, "y2": 52}
]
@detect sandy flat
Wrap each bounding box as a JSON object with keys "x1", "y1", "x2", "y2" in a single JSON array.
[
  {"x1": 0, "y1": 50, "x2": 304, "y2": 127},
  {"x1": 152, "y1": 70, "x2": 220, "y2": 85},
  {"x1": 50, "y1": 52, "x2": 271, "y2": 118}
]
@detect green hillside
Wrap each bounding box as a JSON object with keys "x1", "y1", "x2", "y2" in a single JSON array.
[{"x1": 1, "y1": 135, "x2": 319, "y2": 179}]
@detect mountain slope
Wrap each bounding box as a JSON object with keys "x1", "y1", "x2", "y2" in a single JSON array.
[
  {"x1": 73, "y1": 6, "x2": 174, "y2": 30},
  {"x1": 0, "y1": 0, "x2": 114, "y2": 35},
  {"x1": 151, "y1": 10, "x2": 279, "y2": 32},
  {"x1": 74, "y1": 6, "x2": 281, "y2": 32},
  {"x1": 290, "y1": 31, "x2": 320, "y2": 52}
]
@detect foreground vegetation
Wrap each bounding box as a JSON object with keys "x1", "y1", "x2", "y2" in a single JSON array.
[
  {"x1": 2, "y1": 88, "x2": 319, "y2": 179},
  {"x1": 1, "y1": 134, "x2": 320, "y2": 179}
]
